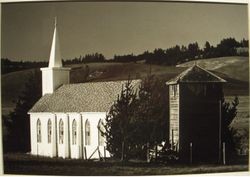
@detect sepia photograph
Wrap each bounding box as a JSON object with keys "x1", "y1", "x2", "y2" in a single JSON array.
[{"x1": 1, "y1": 0, "x2": 249, "y2": 175}]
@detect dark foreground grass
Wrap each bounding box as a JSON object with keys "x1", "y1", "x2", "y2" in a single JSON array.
[{"x1": 4, "y1": 153, "x2": 249, "y2": 176}]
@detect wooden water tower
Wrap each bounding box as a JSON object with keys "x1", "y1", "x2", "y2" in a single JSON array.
[{"x1": 166, "y1": 64, "x2": 226, "y2": 163}]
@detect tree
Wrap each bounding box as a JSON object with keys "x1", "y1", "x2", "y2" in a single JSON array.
[
  {"x1": 221, "y1": 96, "x2": 239, "y2": 160},
  {"x1": 4, "y1": 69, "x2": 41, "y2": 152},
  {"x1": 104, "y1": 79, "x2": 138, "y2": 161},
  {"x1": 132, "y1": 75, "x2": 168, "y2": 160},
  {"x1": 187, "y1": 42, "x2": 200, "y2": 60},
  {"x1": 203, "y1": 41, "x2": 211, "y2": 58},
  {"x1": 240, "y1": 38, "x2": 248, "y2": 47},
  {"x1": 104, "y1": 75, "x2": 169, "y2": 161},
  {"x1": 216, "y1": 38, "x2": 240, "y2": 57}
]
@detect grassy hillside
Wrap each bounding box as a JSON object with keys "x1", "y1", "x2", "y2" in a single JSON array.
[
  {"x1": 2, "y1": 57, "x2": 249, "y2": 115},
  {"x1": 1, "y1": 69, "x2": 39, "y2": 115},
  {"x1": 70, "y1": 62, "x2": 186, "y2": 82},
  {"x1": 177, "y1": 56, "x2": 249, "y2": 82}
]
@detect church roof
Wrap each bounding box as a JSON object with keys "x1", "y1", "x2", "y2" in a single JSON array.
[
  {"x1": 29, "y1": 80, "x2": 141, "y2": 113},
  {"x1": 166, "y1": 64, "x2": 226, "y2": 85}
]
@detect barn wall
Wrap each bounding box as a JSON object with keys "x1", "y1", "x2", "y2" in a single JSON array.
[
  {"x1": 169, "y1": 84, "x2": 180, "y2": 150},
  {"x1": 179, "y1": 83, "x2": 223, "y2": 162}
]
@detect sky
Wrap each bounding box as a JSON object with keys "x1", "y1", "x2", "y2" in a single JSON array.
[{"x1": 1, "y1": 2, "x2": 248, "y2": 61}]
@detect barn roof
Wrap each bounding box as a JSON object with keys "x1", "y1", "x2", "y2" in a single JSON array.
[
  {"x1": 166, "y1": 64, "x2": 226, "y2": 85},
  {"x1": 29, "y1": 80, "x2": 141, "y2": 113}
]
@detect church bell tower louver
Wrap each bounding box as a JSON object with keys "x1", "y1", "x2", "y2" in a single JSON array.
[{"x1": 41, "y1": 18, "x2": 71, "y2": 95}]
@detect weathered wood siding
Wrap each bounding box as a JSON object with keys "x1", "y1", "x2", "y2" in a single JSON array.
[
  {"x1": 169, "y1": 84, "x2": 180, "y2": 150},
  {"x1": 178, "y1": 83, "x2": 223, "y2": 162}
]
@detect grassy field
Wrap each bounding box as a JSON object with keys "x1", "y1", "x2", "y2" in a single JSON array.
[
  {"x1": 2, "y1": 57, "x2": 249, "y2": 115},
  {"x1": 1, "y1": 69, "x2": 38, "y2": 115},
  {"x1": 3, "y1": 153, "x2": 248, "y2": 175},
  {"x1": 177, "y1": 56, "x2": 249, "y2": 82}
]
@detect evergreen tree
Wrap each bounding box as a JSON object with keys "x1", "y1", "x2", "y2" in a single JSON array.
[
  {"x1": 4, "y1": 69, "x2": 41, "y2": 152},
  {"x1": 132, "y1": 75, "x2": 169, "y2": 160},
  {"x1": 221, "y1": 96, "x2": 239, "y2": 161},
  {"x1": 104, "y1": 79, "x2": 138, "y2": 161},
  {"x1": 187, "y1": 42, "x2": 200, "y2": 60},
  {"x1": 216, "y1": 38, "x2": 240, "y2": 57},
  {"x1": 104, "y1": 75, "x2": 169, "y2": 161},
  {"x1": 203, "y1": 41, "x2": 211, "y2": 58}
]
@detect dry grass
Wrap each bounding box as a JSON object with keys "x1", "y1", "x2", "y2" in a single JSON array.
[
  {"x1": 177, "y1": 56, "x2": 249, "y2": 82},
  {"x1": 2, "y1": 58, "x2": 249, "y2": 115},
  {"x1": 4, "y1": 153, "x2": 248, "y2": 176}
]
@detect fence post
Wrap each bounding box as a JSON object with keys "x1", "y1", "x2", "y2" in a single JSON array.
[
  {"x1": 155, "y1": 144, "x2": 158, "y2": 160},
  {"x1": 104, "y1": 146, "x2": 106, "y2": 161},
  {"x1": 190, "y1": 142, "x2": 193, "y2": 165},
  {"x1": 223, "y1": 142, "x2": 226, "y2": 165},
  {"x1": 147, "y1": 142, "x2": 150, "y2": 163},
  {"x1": 121, "y1": 141, "x2": 125, "y2": 161},
  {"x1": 172, "y1": 129, "x2": 174, "y2": 150},
  {"x1": 98, "y1": 146, "x2": 101, "y2": 160},
  {"x1": 84, "y1": 146, "x2": 87, "y2": 160}
]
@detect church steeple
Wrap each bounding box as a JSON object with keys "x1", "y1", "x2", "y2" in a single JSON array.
[
  {"x1": 40, "y1": 18, "x2": 71, "y2": 96},
  {"x1": 48, "y1": 17, "x2": 62, "y2": 68}
]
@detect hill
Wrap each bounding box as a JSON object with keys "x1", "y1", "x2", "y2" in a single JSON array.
[
  {"x1": 1, "y1": 69, "x2": 38, "y2": 115},
  {"x1": 177, "y1": 56, "x2": 249, "y2": 82},
  {"x1": 2, "y1": 57, "x2": 249, "y2": 115}
]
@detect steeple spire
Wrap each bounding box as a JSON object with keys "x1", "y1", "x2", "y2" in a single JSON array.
[
  {"x1": 55, "y1": 16, "x2": 57, "y2": 27},
  {"x1": 48, "y1": 17, "x2": 62, "y2": 68},
  {"x1": 40, "y1": 18, "x2": 70, "y2": 96}
]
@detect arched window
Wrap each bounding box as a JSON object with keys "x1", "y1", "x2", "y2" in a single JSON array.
[
  {"x1": 72, "y1": 119, "x2": 77, "y2": 145},
  {"x1": 85, "y1": 120, "x2": 91, "y2": 145},
  {"x1": 47, "y1": 119, "x2": 52, "y2": 143},
  {"x1": 37, "y1": 119, "x2": 41, "y2": 143},
  {"x1": 59, "y1": 119, "x2": 64, "y2": 144},
  {"x1": 98, "y1": 119, "x2": 105, "y2": 146}
]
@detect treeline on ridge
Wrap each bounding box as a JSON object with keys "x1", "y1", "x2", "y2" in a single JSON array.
[
  {"x1": 1, "y1": 53, "x2": 105, "y2": 74},
  {"x1": 113, "y1": 38, "x2": 248, "y2": 64},
  {"x1": 2, "y1": 37, "x2": 248, "y2": 74}
]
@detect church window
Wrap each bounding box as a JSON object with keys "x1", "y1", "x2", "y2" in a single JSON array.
[
  {"x1": 85, "y1": 120, "x2": 91, "y2": 145},
  {"x1": 59, "y1": 119, "x2": 64, "y2": 144},
  {"x1": 72, "y1": 119, "x2": 77, "y2": 145},
  {"x1": 98, "y1": 119, "x2": 105, "y2": 146},
  {"x1": 48, "y1": 119, "x2": 52, "y2": 143},
  {"x1": 37, "y1": 119, "x2": 41, "y2": 143}
]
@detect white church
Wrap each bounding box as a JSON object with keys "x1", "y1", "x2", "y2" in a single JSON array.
[{"x1": 28, "y1": 21, "x2": 140, "y2": 159}]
